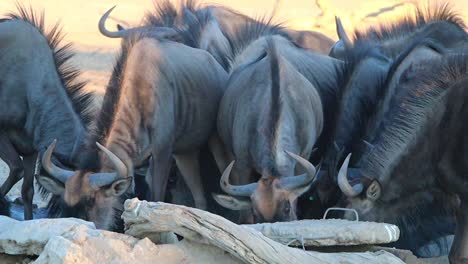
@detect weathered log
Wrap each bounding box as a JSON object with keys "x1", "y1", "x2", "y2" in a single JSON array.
[
  {"x1": 0, "y1": 216, "x2": 94, "y2": 255},
  {"x1": 244, "y1": 219, "x2": 399, "y2": 247},
  {"x1": 122, "y1": 198, "x2": 405, "y2": 264},
  {"x1": 34, "y1": 225, "x2": 238, "y2": 264}
]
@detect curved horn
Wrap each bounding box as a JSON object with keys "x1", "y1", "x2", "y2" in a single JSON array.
[
  {"x1": 99, "y1": 6, "x2": 133, "y2": 38},
  {"x1": 335, "y1": 16, "x2": 352, "y2": 49},
  {"x1": 99, "y1": 6, "x2": 177, "y2": 40},
  {"x1": 89, "y1": 172, "x2": 119, "y2": 188},
  {"x1": 337, "y1": 153, "x2": 363, "y2": 197},
  {"x1": 220, "y1": 161, "x2": 257, "y2": 197},
  {"x1": 279, "y1": 151, "x2": 317, "y2": 190},
  {"x1": 41, "y1": 139, "x2": 75, "y2": 183},
  {"x1": 96, "y1": 142, "x2": 128, "y2": 178}
]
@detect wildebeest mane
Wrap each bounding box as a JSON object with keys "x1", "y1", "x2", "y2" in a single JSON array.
[
  {"x1": 142, "y1": 1, "x2": 230, "y2": 68},
  {"x1": 363, "y1": 53, "x2": 467, "y2": 180},
  {"x1": 143, "y1": 0, "x2": 178, "y2": 27},
  {"x1": 225, "y1": 16, "x2": 291, "y2": 63},
  {"x1": 142, "y1": 0, "x2": 207, "y2": 47},
  {"x1": 3, "y1": 3, "x2": 94, "y2": 127},
  {"x1": 354, "y1": 3, "x2": 465, "y2": 42},
  {"x1": 79, "y1": 35, "x2": 141, "y2": 170},
  {"x1": 364, "y1": 37, "x2": 445, "y2": 142}
]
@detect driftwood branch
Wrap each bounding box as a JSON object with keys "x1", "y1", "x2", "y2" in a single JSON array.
[
  {"x1": 245, "y1": 218, "x2": 399, "y2": 247},
  {"x1": 122, "y1": 199, "x2": 404, "y2": 264}
]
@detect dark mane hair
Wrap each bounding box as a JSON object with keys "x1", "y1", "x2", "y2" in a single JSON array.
[
  {"x1": 363, "y1": 53, "x2": 468, "y2": 179},
  {"x1": 4, "y1": 3, "x2": 94, "y2": 127},
  {"x1": 225, "y1": 16, "x2": 290, "y2": 62},
  {"x1": 79, "y1": 36, "x2": 139, "y2": 170},
  {"x1": 142, "y1": 0, "x2": 210, "y2": 48},
  {"x1": 354, "y1": 2, "x2": 465, "y2": 42},
  {"x1": 143, "y1": 0, "x2": 178, "y2": 27}
]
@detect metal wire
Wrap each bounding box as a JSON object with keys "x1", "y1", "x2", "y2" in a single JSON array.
[{"x1": 323, "y1": 207, "x2": 360, "y2": 222}]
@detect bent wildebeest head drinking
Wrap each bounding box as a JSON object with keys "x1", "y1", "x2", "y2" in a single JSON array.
[
  {"x1": 336, "y1": 53, "x2": 468, "y2": 263},
  {"x1": 0, "y1": 5, "x2": 93, "y2": 219},
  {"x1": 39, "y1": 16, "x2": 228, "y2": 229}
]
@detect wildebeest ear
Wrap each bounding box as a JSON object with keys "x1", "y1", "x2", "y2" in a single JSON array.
[
  {"x1": 366, "y1": 180, "x2": 381, "y2": 201},
  {"x1": 212, "y1": 193, "x2": 251, "y2": 210},
  {"x1": 104, "y1": 177, "x2": 133, "y2": 197},
  {"x1": 36, "y1": 175, "x2": 65, "y2": 195}
]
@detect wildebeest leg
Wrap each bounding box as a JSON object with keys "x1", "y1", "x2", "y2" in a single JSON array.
[
  {"x1": 174, "y1": 151, "x2": 207, "y2": 210},
  {"x1": 449, "y1": 195, "x2": 468, "y2": 264},
  {"x1": 21, "y1": 153, "x2": 37, "y2": 220},
  {"x1": 147, "y1": 147, "x2": 173, "y2": 202},
  {"x1": 0, "y1": 134, "x2": 24, "y2": 197}
]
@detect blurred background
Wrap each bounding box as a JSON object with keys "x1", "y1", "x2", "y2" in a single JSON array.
[{"x1": 0, "y1": 0, "x2": 467, "y2": 92}]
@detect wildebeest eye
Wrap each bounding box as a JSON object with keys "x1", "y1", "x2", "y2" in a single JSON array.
[{"x1": 284, "y1": 204, "x2": 291, "y2": 214}]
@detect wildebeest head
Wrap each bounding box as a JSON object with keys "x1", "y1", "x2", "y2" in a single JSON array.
[
  {"x1": 214, "y1": 152, "x2": 318, "y2": 223},
  {"x1": 38, "y1": 140, "x2": 132, "y2": 230}
]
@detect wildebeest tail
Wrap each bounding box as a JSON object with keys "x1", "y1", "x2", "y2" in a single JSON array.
[{"x1": 265, "y1": 37, "x2": 282, "y2": 176}]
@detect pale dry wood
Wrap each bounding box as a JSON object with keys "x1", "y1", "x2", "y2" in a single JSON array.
[
  {"x1": 122, "y1": 198, "x2": 405, "y2": 264},
  {"x1": 244, "y1": 219, "x2": 400, "y2": 247}
]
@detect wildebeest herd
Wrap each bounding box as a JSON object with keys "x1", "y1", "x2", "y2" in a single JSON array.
[{"x1": 0, "y1": 1, "x2": 466, "y2": 263}]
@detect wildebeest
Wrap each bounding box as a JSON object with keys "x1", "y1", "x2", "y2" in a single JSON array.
[
  {"x1": 206, "y1": 15, "x2": 342, "y2": 223},
  {"x1": 39, "y1": 23, "x2": 228, "y2": 229},
  {"x1": 0, "y1": 5, "x2": 93, "y2": 219},
  {"x1": 312, "y1": 5, "x2": 466, "y2": 254},
  {"x1": 336, "y1": 52, "x2": 467, "y2": 263}
]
